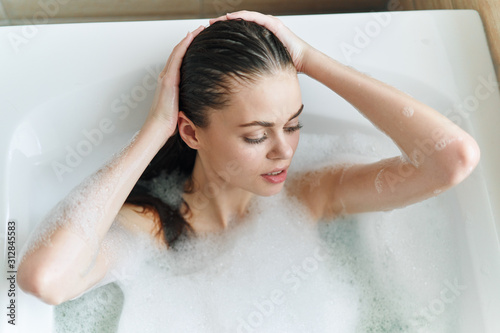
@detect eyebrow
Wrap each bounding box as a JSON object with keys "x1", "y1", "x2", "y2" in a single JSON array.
[{"x1": 238, "y1": 104, "x2": 304, "y2": 128}]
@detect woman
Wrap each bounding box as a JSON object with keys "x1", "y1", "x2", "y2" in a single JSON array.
[{"x1": 18, "y1": 10, "x2": 479, "y2": 312}]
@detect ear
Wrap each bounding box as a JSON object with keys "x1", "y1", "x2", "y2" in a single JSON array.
[{"x1": 178, "y1": 111, "x2": 201, "y2": 150}]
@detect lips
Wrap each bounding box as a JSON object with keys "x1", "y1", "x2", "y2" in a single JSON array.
[
  {"x1": 262, "y1": 166, "x2": 287, "y2": 175},
  {"x1": 261, "y1": 167, "x2": 288, "y2": 184},
  {"x1": 264, "y1": 170, "x2": 284, "y2": 176}
]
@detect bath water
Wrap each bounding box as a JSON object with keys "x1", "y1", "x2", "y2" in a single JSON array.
[{"x1": 54, "y1": 132, "x2": 461, "y2": 333}]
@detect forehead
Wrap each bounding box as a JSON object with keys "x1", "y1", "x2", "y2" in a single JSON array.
[{"x1": 211, "y1": 72, "x2": 302, "y2": 126}]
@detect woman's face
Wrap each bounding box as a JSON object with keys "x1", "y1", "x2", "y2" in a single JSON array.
[{"x1": 196, "y1": 70, "x2": 303, "y2": 197}]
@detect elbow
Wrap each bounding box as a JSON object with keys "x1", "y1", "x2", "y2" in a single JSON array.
[
  {"x1": 18, "y1": 263, "x2": 67, "y2": 306},
  {"x1": 438, "y1": 136, "x2": 480, "y2": 188}
]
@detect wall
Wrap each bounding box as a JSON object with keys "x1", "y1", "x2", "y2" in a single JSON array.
[{"x1": 0, "y1": 0, "x2": 387, "y2": 25}]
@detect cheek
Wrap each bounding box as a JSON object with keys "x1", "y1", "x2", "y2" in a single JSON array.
[
  {"x1": 208, "y1": 135, "x2": 264, "y2": 176},
  {"x1": 289, "y1": 132, "x2": 300, "y2": 155},
  {"x1": 229, "y1": 144, "x2": 266, "y2": 173}
]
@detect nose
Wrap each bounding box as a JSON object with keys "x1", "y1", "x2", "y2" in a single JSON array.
[{"x1": 266, "y1": 135, "x2": 294, "y2": 160}]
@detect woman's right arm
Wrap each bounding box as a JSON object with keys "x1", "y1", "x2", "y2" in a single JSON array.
[
  {"x1": 17, "y1": 26, "x2": 204, "y2": 305},
  {"x1": 17, "y1": 120, "x2": 168, "y2": 305}
]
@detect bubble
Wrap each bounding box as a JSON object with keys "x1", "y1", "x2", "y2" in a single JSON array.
[
  {"x1": 339, "y1": 165, "x2": 351, "y2": 185},
  {"x1": 409, "y1": 149, "x2": 423, "y2": 168},
  {"x1": 18, "y1": 130, "x2": 154, "y2": 315},
  {"x1": 402, "y1": 106, "x2": 414, "y2": 117},
  {"x1": 87, "y1": 190, "x2": 358, "y2": 332},
  {"x1": 138, "y1": 169, "x2": 186, "y2": 207},
  {"x1": 434, "y1": 137, "x2": 457, "y2": 151},
  {"x1": 375, "y1": 168, "x2": 386, "y2": 193},
  {"x1": 19, "y1": 134, "x2": 140, "y2": 269},
  {"x1": 49, "y1": 132, "x2": 460, "y2": 332},
  {"x1": 338, "y1": 198, "x2": 347, "y2": 215},
  {"x1": 54, "y1": 283, "x2": 124, "y2": 333}
]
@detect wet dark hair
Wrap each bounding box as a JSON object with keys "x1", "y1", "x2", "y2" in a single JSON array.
[{"x1": 125, "y1": 19, "x2": 295, "y2": 247}]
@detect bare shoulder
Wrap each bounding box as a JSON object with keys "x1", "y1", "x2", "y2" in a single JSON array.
[
  {"x1": 285, "y1": 166, "x2": 345, "y2": 221},
  {"x1": 116, "y1": 204, "x2": 164, "y2": 241}
]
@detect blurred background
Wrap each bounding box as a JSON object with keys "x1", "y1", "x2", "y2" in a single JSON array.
[{"x1": 0, "y1": 0, "x2": 498, "y2": 77}]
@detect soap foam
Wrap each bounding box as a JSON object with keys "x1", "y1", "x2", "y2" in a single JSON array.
[
  {"x1": 53, "y1": 132, "x2": 462, "y2": 332},
  {"x1": 19, "y1": 133, "x2": 138, "y2": 264},
  {"x1": 402, "y1": 106, "x2": 414, "y2": 117},
  {"x1": 338, "y1": 164, "x2": 352, "y2": 185},
  {"x1": 434, "y1": 137, "x2": 459, "y2": 151},
  {"x1": 109, "y1": 190, "x2": 360, "y2": 333},
  {"x1": 375, "y1": 167, "x2": 387, "y2": 193}
]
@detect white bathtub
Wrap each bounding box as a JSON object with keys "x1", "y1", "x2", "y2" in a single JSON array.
[{"x1": 1, "y1": 10, "x2": 500, "y2": 333}]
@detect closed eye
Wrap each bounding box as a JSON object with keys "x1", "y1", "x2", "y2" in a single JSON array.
[
  {"x1": 284, "y1": 122, "x2": 303, "y2": 133},
  {"x1": 244, "y1": 136, "x2": 267, "y2": 144},
  {"x1": 243, "y1": 123, "x2": 302, "y2": 144}
]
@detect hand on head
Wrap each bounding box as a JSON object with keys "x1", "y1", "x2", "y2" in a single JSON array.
[
  {"x1": 146, "y1": 25, "x2": 205, "y2": 135},
  {"x1": 148, "y1": 11, "x2": 313, "y2": 136},
  {"x1": 210, "y1": 10, "x2": 312, "y2": 73}
]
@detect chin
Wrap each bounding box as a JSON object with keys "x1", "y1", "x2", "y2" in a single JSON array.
[{"x1": 255, "y1": 183, "x2": 285, "y2": 197}]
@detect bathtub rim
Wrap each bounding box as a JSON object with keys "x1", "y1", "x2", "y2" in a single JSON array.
[{"x1": 1, "y1": 9, "x2": 500, "y2": 333}]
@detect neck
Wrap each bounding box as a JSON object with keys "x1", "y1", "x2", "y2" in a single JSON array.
[{"x1": 182, "y1": 156, "x2": 254, "y2": 233}]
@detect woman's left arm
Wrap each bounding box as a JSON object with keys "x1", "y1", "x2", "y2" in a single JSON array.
[
  {"x1": 297, "y1": 48, "x2": 480, "y2": 215},
  {"x1": 212, "y1": 11, "x2": 480, "y2": 217}
]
